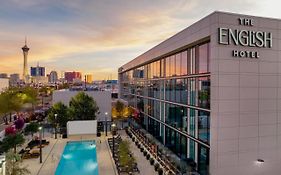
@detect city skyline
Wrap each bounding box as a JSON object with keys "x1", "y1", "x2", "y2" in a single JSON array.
[{"x1": 0, "y1": 0, "x2": 280, "y2": 80}]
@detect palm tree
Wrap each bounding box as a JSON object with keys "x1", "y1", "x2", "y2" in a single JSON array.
[{"x1": 5, "y1": 150, "x2": 30, "y2": 175}]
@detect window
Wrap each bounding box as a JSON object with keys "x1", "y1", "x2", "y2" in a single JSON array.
[
  {"x1": 175, "y1": 53, "x2": 181, "y2": 76},
  {"x1": 181, "y1": 51, "x2": 188, "y2": 75},
  {"x1": 198, "y1": 77, "x2": 210, "y2": 109},
  {"x1": 156, "y1": 60, "x2": 160, "y2": 78},
  {"x1": 198, "y1": 111, "x2": 210, "y2": 143},
  {"x1": 198, "y1": 43, "x2": 209, "y2": 73},
  {"x1": 190, "y1": 48, "x2": 196, "y2": 74},
  {"x1": 165, "y1": 57, "x2": 171, "y2": 77},
  {"x1": 161, "y1": 59, "x2": 165, "y2": 77},
  {"x1": 170, "y1": 55, "x2": 176, "y2": 76}
]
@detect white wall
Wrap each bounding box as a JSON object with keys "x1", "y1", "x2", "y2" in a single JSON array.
[
  {"x1": 0, "y1": 78, "x2": 9, "y2": 92},
  {"x1": 67, "y1": 120, "x2": 97, "y2": 135},
  {"x1": 52, "y1": 90, "x2": 111, "y2": 121}
]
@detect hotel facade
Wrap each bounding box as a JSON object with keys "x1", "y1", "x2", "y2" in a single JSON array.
[{"x1": 118, "y1": 11, "x2": 281, "y2": 175}]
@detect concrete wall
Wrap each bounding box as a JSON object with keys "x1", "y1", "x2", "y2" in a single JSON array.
[
  {"x1": 52, "y1": 90, "x2": 111, "y2": 122},
  {"x1": 0, "y1": 78, "x2": 9, "y2": 92},
  {"x1": 210, "y1": 12, "x2": 281, "y2": 175},
  {"x1": 67, "y1": 120, "x2": 97, "y2": 135}
]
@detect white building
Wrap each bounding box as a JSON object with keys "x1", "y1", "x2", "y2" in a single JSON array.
[
  {"x1": 52, "y1": 90, "x2": 112, "y2": 122},
  {"x1": 0, "y1": 78, "x2": 9, "y2": 92}
]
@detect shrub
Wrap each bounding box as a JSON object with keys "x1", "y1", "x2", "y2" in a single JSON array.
[
  {"x1": 143, "y1": 151, "x2": 147, "y2": 156},
  {"x1": 150, "y1": 157, "x2": 155, "y2": 165},
  {"x1": 117, "y1": 140, "x2": 136, "y2": 173},
  {"x1": 132, "y1": 137, "x2": 135, "y2": 142},
  {"x1": 158, "y1": 168, "x2": 163, "y2": 175},
  {"x1": 146, "y1": 154, "x2": 150, "y2": 160},
  {"x1": 14, "y1": 118, "x2": 25, "y2": 130},
  {"x1": 154, "y1": 163, "x2": 159, "y2": 171},
  {"x1": 5, "y1": 126, "x2": 16, "y2": 135},
  {"x1": 167, "y1": 170, "x2": 173, "y2": 175}
]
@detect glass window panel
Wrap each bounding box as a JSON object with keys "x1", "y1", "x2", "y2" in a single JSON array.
[
  {"x1": 171, "y1": 79, "x2": 176, "y2": 102},
  {"x1": 198, "y1": 76, "x2": 210, "y2": 109},
  {"x1": 170, "y1": 55, "x2": 176, "y2": 76},
  {"x1": 165, "y1": 57, "x2": 170, "y2": 77},
  {"x1": 161, "y1": 59, "x2": 165, "y2": 77},
  {"x1": 190, "y1": 48, "x2": 196, "y2": 74},
  {"x1": 175, "y1": 53, "x2": 181, "y2": 76},
  {"x1": 198, "y1": 111, "x2": 210, "y2": 143},
  {"x1": 181, "y1": 51, "x2": 188, "y2": 75},
  {"x1": 156, "y1": 60, "x2": 160, "y2": 78},
  {"x1": 175, "y1": 79, "x2": 183, "y2": 103},
  {"x1": 188, "y1": 78, "x2": 197, "y2": 106},
  {"x1": 198, "y1": 43, "x2": 209, "y2": 73}
]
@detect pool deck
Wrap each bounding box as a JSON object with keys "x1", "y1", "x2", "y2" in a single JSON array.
[{"x1": 22, "y1": 133, "x2": 117, "y2": 175}]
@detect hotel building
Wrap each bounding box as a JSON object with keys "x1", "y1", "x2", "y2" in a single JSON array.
[{"x1": 118, "y1": 11, "x2": 281, "y2": 175}]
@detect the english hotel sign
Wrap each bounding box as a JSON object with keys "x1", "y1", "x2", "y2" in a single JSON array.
[{"x1": 218, "y1": 18, "x2": 272, "y2": 58}]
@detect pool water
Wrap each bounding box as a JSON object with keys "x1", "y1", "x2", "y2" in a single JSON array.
[{"x1": 55, "y1": 141, "x2": 98, "y2": 175}]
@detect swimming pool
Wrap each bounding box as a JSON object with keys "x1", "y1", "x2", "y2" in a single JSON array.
[{"x1": 55, "y1": 141, "x2": 98, "y2": 175}]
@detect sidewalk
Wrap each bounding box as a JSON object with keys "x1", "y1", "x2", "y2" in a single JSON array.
[{"x1": 96, "y1": 135, "x2": 117, "y2": 175}]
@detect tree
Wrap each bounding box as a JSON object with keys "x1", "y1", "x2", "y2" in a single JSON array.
[
  {"x1": 5, "y1": 150, "x2": 30, "y2": 175},
  {"x1": 115, "y1": 100, "x2": 125, "y2": 118},
  {"x1": 113, "y1": 100, "x2": 132, "y2": 128},
  {"x1": 0, "y1": 88, "x2": 23, "y2": 124},
  {"x1": 5, "y1": 126, "x2": 16, "y2": 135},
  {"x1": 69, "y1": 92, "x2": 99, "y2": 120},
  {"x1": 18, "y1": 87, "x2": 38, "y2": 111},
  {"x1": 1, "y1": 133, "x2": 25, "y2": 153},
  {"x1": 14, "y1": 118, "x2": 25, "y2": 130},
  {"x1": 24, "y1": 122, "x2": 39, "y2": 138},
  {"x1": 47, "y1": 102, "x2": 70, "y2": 128}
]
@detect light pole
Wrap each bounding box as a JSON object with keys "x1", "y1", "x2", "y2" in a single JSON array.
[
  {"x1": 54, "y1": 114, "x2": 57, "y2": 139},
  {"x1": 105, "y1": 112, "x2": 108, "y2": 136},
  {"x1": 38, "y1": 126, "x2": 43, "y2": 163},
  {"x1": 111, "y1": 123, "x2": 116, "y2": 158}
]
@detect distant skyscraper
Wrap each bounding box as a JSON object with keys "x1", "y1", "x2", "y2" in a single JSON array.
[
  {"x1": 9, "y1": 73, "x2": 20, "y2": 86},
  {"x1": 49, "y1": 71, "x2": 58, "y2": 83},
  {"x1": 22, "y1": 37, "x2": 29, "y2": 82},
  {"x1": 30, "y1": 63, "x2": 45, "y2": 77},
  {"x1": 0, "y1": 73, "x2": 8, "y2": 78},
  {"x1": 85, "y1": 74, "x2": 93, "y2": 83},
  {"x1": 64, "y1": 71, "x2": 82, "y2": 83}
]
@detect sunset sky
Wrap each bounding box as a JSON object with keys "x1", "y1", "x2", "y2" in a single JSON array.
[{"x1": 0, "y1": 0, "x2": 280, "y2": 80}]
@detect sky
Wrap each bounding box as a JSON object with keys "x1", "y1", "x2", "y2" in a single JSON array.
[{"x1": 0, "y1": 0, "x2": 280, "y2": 80}]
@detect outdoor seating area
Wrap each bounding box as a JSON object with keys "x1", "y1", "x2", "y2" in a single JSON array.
[
  {"x1": 19, "y1": 138, "x2": 49, "y2": 159},
  {"x1": 126, "y1": 125, "x2": 195, "y2": 175},
  {"x1": 108, "y1": 133, "x2": 140, "y2": 174}
]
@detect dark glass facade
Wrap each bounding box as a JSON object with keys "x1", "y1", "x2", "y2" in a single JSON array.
[
  {"x1": 120, "y1": 42, "x2": 210, "y2": 174},
  {"x1": 30, "y1": 66, "x2": 45, "y2": 76}
]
